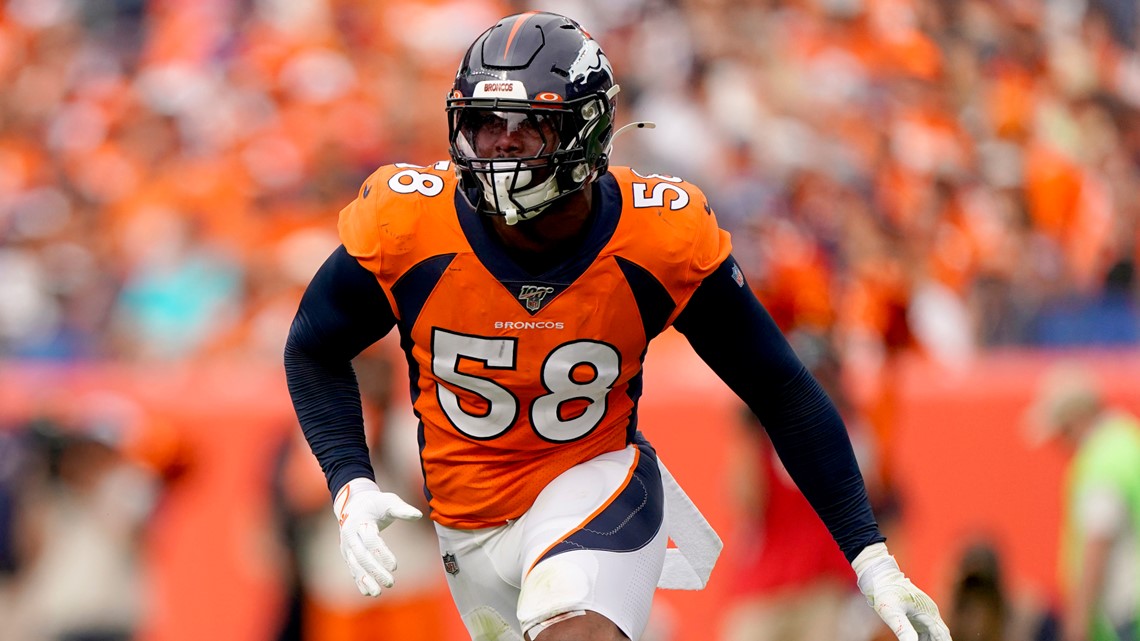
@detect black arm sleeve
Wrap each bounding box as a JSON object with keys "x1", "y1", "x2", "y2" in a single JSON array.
[
  {"x1": 672, "y1": 256, "x2": 884, "y2": 561},
  {"x1": 283, "y1": 245, "x2": 397, "y2": 497}
]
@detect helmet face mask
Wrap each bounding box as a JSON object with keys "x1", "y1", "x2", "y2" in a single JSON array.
[
  {"x1": 447, "y1": 13, "x2": 617, "y2": 225},
  {"x1": 453, "y1": 106, "x2": 565, "y2": 213}
]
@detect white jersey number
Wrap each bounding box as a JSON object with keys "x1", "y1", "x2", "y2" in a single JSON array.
[
  {"x1": 431, "y1": 329, "x2": 621, "y2": 442},
  {"x1": 387, "y1": 161, "x2": 452, "y2": 197},
  {"x1": 631, "y1": 173, "x2": 690, "y2": 210},
  {"x1": 432, "y1": 330, "x2": 519, "y2": 439}
]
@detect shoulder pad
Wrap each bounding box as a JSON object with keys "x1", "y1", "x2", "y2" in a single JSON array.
[
  {"x1": 606, "y1": 166, "x2": 732, "y2": 321},
  {"x1": 609, "y1": 167, "x2": 714, "y2": 219},
  {"x1": 338, "y1": 160, "x2": 458, "y2": 278},
  {"x1": 356, "y1": 160, "x2": 458, "y2": 209}
]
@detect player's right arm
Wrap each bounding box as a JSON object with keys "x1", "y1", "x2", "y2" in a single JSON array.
[
  {"x1": 285, "y1": 245, "x2": 426, "y2": 597},
  {"x1": 287, "y1": 159, "x2": 454, "y2": 495},
  {"x1": 283, "y1": 245, "x2": 396, "y2": 495}
]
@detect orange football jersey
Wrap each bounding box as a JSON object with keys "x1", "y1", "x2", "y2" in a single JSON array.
[{"x1": 339, "y1": 161, "x2": 731, "y2": 529}]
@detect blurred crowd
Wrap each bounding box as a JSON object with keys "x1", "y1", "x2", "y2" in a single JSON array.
[
  {"x1": 1, "y1": 0, "x2": 1138, "y2": 366},
  {"x1": 3, "y1": 0, "x2": 1140, "y2": 640},
  {"x1": 612, "y1": 0, "x2": 1140, "y2": 363}
]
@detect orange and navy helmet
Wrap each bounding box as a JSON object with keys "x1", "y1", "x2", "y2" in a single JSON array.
[{"x1": 447, "y1": 12, "x2": 618, "y2": 225}]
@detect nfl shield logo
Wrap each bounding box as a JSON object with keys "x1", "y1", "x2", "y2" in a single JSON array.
[
  {"x1": 442, "y1": 552, "x2": 460, "y2": 576},
  {"x1": 730, "y1": 263, "x2": 744, "y2": 287},
  {"x1": 518, "y1": 285, "x2": 555, "y2": 312}
]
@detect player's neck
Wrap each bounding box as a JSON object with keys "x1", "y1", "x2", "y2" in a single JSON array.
[{"x1": 486, "y1": 189, "x2": 594, "y2": 275}]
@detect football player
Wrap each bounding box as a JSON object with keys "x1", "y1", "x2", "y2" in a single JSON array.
[{"x1": 285, "y1": 11, "x2": 952, "y2": 641}]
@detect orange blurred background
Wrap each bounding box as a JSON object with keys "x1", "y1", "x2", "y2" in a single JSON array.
[
  {"x1": 3, "y1": 341, "x2": 1138, "y2": 640},
  {"x1": 2, "y1": 0, "x2": 1140, "y2": 639}
]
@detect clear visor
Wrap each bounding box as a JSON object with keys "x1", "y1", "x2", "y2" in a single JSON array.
[{"x1": 454, "y1": 108, "x2": 565, "y2": 165}]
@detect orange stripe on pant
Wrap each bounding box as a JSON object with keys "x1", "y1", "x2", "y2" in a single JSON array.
[{"x1": 526, "y1": 446, "x2": 642, "y2": 575}]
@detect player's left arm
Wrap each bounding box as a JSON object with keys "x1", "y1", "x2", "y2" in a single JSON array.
[
  {"x1": 673, "y1": 255, "x2": 952, "y2": 641},
  {"x1": 673, "y1": 255, "x2": 879, "y2": 557}
]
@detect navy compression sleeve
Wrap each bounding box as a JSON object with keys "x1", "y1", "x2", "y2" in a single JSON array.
[
  {"x1": 284, "y1": 245, "x2": 397, "y2": 497},
  {"x1": 672, "y1": 256, "x2": 884, "y2": 561}
]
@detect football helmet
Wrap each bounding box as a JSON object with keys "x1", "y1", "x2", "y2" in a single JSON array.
[{"x1": 447, "y1": 12, "x2": 619, "y2": 225}]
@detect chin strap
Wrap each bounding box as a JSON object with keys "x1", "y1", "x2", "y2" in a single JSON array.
[{"x1": 487, "y1": 162, "x2": 559, "y2": 226}]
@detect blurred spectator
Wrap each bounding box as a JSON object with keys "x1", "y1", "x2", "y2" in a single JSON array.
[
  {"x1": 949, "y1": 543, "x2": 1010, "y2": 641},
  {"x1": 720, "y1": 406, "x2": 856, "y2": 641},
  {"x1": 109, "y1": 213, "x2": 244, "y2": 360},
  {"x1": 719, "y1": 331, "x2": 883, "y2": 641},
  {"x1": 273, "y1": 346, "x2": 447, "y2": 641},
  {"x1": 1, "y1": 411, "x2": 156, "y2": 641},
  {"x1": 946, "y1": 540, "x2": 1061, "y2": 641},
  {"x1": 1028, "y1": 363, "x2": 1140, "y2": 641},
  {"x1": 0, "y1": 426, "x2": 35, "y2": 634}
]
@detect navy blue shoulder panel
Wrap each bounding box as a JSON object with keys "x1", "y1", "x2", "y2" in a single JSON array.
[
  {"x1": 623, "y1": 372, "x2": 643, "y2": 444},
  {"x1": 390, "y1": 253, "x2": 456, "y2": 409},
  {"x1": 416, "y1": 420, "x2": 433, "y2": 506},
  {"x1": 390, "y1": 253, "x2": 458, "y2": 333},
  {"x1": 614, "y1": 256, "x2": 676, "y2": 342}
]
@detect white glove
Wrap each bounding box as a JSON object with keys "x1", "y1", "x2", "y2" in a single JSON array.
[
  {"x1": 333, "y1": 477, "x2": 423, "y2": 596},
  {"x1": 853, "y1": 543, "x2": 953, "y2": 641}
]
